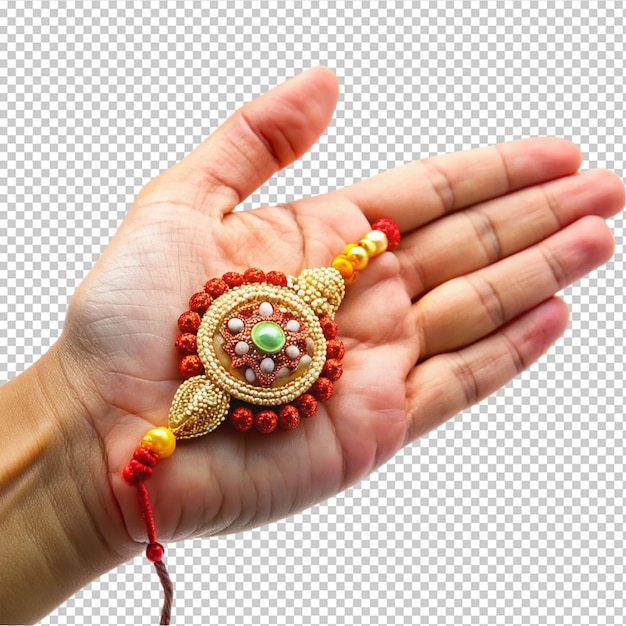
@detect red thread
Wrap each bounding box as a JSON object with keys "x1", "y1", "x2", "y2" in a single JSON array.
[
  {"x1": 122, "y1": 447, "x2": 159, "y2": 485},
  {"x1": 136, "y1": 482, "x2": 158, "y2": 545},
  {"x1": 122, "y1": 459, "x2": 152, "y2": 483},
  {"x1": 122, "y1": 447, "x2": 174, "y2": 625}
]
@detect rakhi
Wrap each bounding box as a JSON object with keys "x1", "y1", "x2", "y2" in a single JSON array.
[{"x1": 121, "y1": 218, "x2": 400, "y2": 624}]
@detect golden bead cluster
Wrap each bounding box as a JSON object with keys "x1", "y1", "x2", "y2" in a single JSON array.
[
  {"x1": 331, "y1": 229, "x2": 389, "y2": 284},
  {"x1": 287, "y1": 267, "x2": 345, "y2": 317},
  {"x1": 168, "y1": 375, "x2": 231, "y2": 438}
]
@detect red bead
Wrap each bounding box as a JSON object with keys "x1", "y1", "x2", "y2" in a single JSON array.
[
  {"x1": 204, "y1": 277, "x2": 229, "y2": 297},
  {"x1": 177, "y1": 311, "x2": 201, "y2": 333},
  {"x1": 189, "y1": 291, "x2": 212, "y2": 315},
  {"x1": 371, "y1": 218, "x2": 401, "y2": 251},
  {"x1": 310, "y1": 377, "x2": 334, "y2": 401},
  {"x1": 319, "y1": 316, "x2": 338, "y2": 340},
  {"x1": 322, "y1": 359, "x2": 343, "y2": 382},
  {"x1": 230, "y1": 406, "x2": 254, "y2": 432},
  {"x1": 146, "y1": 542, "x2": 165, "y2": 563},
  {"x1": 278, "y1": 404, "x2": 301, "y2": 430},
  {"x1": 178, "y1": 355, "x2": 204, "y2": 378},
  {"x1": 326, "y1": 339, "x2": 345, "y2": 360},
  {"x1": 175, "y1": 332, "x2": 197, "y2": 355},
  {"x1": 255, "y1": 410, "x2": 278, "y2": 434},
  {"x1": 266, "y1": 270, "x2": 288, "y2": 287},
  {"x1": 295, "y1": 393, "x2": 318, "y2": 418},
  {"x1": 244, "y1": 267, "x2": 266, "y2": 283},
  {"x1": 223, "y1": 271, "x2": 245, "y2": 288}
]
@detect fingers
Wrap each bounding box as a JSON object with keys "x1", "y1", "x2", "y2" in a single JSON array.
[
  {"x1": 332, "y1": 137, "x2": 583, "y2": 232},
  {"x1": 142, "y1": 67, "x2": 339, "y2": 214},
  {"x1": 398, "y1": 168, "x2": 625, "y2": 297},
  {"x1": 405, "y1": 297, "x2": 570, "y2": 441},
  {"x1": 415, "y1": 215, "x2": 614, "y2": 359}
]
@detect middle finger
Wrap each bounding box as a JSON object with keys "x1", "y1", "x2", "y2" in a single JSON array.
[{"x1": 398, "y1": 168, "x2": 623, "y2": 299}]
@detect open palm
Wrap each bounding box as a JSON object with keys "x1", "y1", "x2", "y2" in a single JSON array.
[{"x1": 58, "y1": 68, "x2": 623, "y2": 550}]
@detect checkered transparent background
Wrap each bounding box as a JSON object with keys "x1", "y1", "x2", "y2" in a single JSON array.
[{"x1": 1, "y1": 2, "x2": 624, "y2": 624}]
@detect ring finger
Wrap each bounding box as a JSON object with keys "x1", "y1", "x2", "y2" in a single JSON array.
[{"x1": 414, "y1": 215, "x2": 614, "y2": 359}]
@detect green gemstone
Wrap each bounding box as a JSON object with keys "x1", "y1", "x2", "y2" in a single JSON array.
[{"x1": 251, "y1": 321, "x2": 286, "y2": 354}]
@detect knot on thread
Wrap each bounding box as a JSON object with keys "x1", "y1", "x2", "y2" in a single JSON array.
[{"x1": 122, "y1": 446, "x2": 160, "y2": 485}]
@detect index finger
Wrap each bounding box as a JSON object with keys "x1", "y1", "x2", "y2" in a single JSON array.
[{"x1": 331, "y1": 137, "x2": 583, "y2": 232}]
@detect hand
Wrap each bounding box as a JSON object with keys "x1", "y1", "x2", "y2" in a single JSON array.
[{"x1": 53, "y1": 68, "x2": 623, "y2": 554}]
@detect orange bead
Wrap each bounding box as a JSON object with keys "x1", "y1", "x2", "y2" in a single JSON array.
[
  {"x1": 331, "y1": 254, "x2": 355, "y2": 280},
  {"x1": 343, "y1": 270, "x2": 359, "y2": 285},
  {"x1": 141, "y1": 427, "x2": 177, "y2": 459}
]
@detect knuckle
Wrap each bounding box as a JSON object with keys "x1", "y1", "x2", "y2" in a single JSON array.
[{"x1": 420, "y1": 158, "x2": 456, "y2": 215}]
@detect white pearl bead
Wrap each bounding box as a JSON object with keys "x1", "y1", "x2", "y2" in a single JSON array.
[
  {"x1": 258, "y1": 302, "x2": 273, "y2": 317},
  {"x1": 260, "y1": 357, "x2": 275, "y2": 374},
  {"x1": 228, "y1": 318, "x2": 244, "y2": 334},
  {"x1": 286, "y1": 319, "x2": 300, "y2": 332},
  {"x1": 234, "y1": 341, "x2": 249, "y2": 356},
  {"x1": 245, "y1": 368, "x2": 256, "y2": 383},
  {"x1": 300, "y1": 355, "x2": 312, "y2": 369},
  {"x1": 285, "y1": 345, "x2": 300, "y2": 359}
]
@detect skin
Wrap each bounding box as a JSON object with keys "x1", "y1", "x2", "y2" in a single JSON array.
[{"x1": 0, "y1": 67, "x2": 623, "y2": 623}]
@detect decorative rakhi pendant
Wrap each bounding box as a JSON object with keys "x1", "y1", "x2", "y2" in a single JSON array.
[
  {"x1": 169, "y1": 266, "x2": 345, "y2": 437},
  {"x1": 121, "y1": 218, "x2": 400, "y2": 624}
]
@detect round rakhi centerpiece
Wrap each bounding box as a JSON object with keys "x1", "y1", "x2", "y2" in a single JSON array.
[{"x1": 195, "y1": 283, "x2": 327, "y2": 406}]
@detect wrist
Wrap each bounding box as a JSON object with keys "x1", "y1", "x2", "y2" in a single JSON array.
[{"x1": 0, "y1": 342, "x2": 137, "y2": 624}]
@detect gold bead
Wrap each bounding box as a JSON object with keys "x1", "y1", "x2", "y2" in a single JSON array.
[
  {"x1": 363, "y1": 230, "x2": 388, "y2": 256},
  {"x1": 331, "y1": 254, "x2": 355, "y2": 280},
  {"x1": 345, "y1": 245, "x2": 369, "y2": 271},
  {"x1": 358, "y1": 237, "x2": 377, "y2": 256},
  {"x1": 142, "y1": 427, "x2": 177, "y2": 458}
]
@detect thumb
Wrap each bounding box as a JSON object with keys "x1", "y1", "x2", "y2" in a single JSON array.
[{"x1": 143, "y1": 67, "x2": 339, "y2": 216}]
